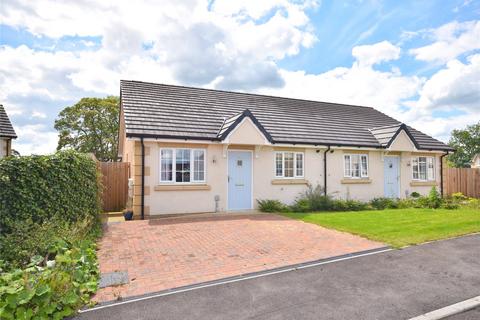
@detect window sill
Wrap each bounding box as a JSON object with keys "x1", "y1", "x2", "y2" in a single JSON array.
[
  {"x1": 271, "y1": 179, "x2": 308, "y2": 185},
  {"x1": 341, "y1": 178, "x2": 372, "y2": 184},
  {"x1": 410, "y1": 181, "x2": 438, "y2": 187},
  {"x1": 154, "y1": 184, "x2": 211, "y2": 191}
]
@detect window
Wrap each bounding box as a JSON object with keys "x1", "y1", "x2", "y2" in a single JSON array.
[
  {"x1": 275, "y1": 151, "x2": 304, "y2": 178},
  {"x1": 160, "y1": 149, "x2": 173, "y2": 182},
  {"x1": 412, "y1": 156, "x2": 435, "y2": 181},
  {"x1": 344, "y1": 154, "x2": 368, "y2": 178},
  {"x1": 159, "y1": 148, "x2": 206, "y2": 183}
]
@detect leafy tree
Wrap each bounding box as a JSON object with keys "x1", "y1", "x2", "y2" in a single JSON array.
[
  {"x1": 447, "y1": 121, "x2": 480, "y2": 168},
  {"x1": 55, "y1": 96, "x2": 120, "y2": 161}
]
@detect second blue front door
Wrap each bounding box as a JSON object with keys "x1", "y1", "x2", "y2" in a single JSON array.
[
  {"x1": 384, "y1": 156, "x2": 400, "y2": 198},
  {"x1": 228, "y1": 151, "x2": 252, "y2": 210}
]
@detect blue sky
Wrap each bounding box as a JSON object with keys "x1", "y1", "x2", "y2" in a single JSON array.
[{"x1": 0, "y1": 0, "x2": 479, "y2": 154}]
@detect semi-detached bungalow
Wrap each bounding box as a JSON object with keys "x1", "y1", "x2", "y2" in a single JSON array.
[
  {"x1": 0, "y1": 105, "x2": 16, "y2": 158},
  {"x1": 118, "y1": 80, "x2": 454, "y2": 219}
]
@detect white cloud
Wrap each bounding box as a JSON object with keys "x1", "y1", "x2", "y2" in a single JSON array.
[
  {"x1": 260, "y1": 42, "x2": 419, "y2": 119},
  {"x1": 414, "y1": 54, "x2": 480, "y2": 113},
  {"x1": 1, "y1": 0, "x2": 479, "y2": 152},
  {"x1": 1, "y1": 0, "x2": 318, "y2": 154},
  {"x1": 12, "y1": 124, "x2": 58, "y2": 155},
  {"x1": 31, "y1": 111, "x2": 47, "y2": 119},
  {"x1": 259, "y1": 43, "x2": 480, "y2": 142},
  {"x1": 352, "y1": 40, "x2": 401, "y2": 67},
  {"x1": 410, "y1": 20, "x2": 480, "y2": 64},
  {"x1": 1, "y1": 0, "x2": 317, "y2": 92},
  {"x1": 408, "y1": 113, "x2": 479, "y2": 143}
]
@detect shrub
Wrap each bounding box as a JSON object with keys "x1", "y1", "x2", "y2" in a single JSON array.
[
  {"x1": 293, "y1": 185, "x2": 333, "y2": 211},
  {"x1": 331, "y1": 199, "x2": 369, "y2": 211},
  {"x1": 427, "y1": 186, "x2": 442, "y2": 209},
  {"x1": 465, "y1": 198, "x2": 480, "y2": 209},
  {"x1": 290, "y1": 198, "x2": 312, "y2": 212},
  {"x1": 257, "y1": 199, "x2": 289, "y2": 213},
  {"x1": 442, "y1": 198, "x2": 460, "y2": 210},
  {"x1": 0, "y1": 231, "x2": 99, "y2": 319},
  {"x1": 370, "y1": 197, "x2": 398, "y2": 210},
  {"x1": 410, "y1": 192, "x2": 421, "y2": 198},
  {"x1": 0, "y1": 151, "x2": 102, "y2": 234},
  {"x1": 291, "y1": 185, "x2": 370, "y2": 212},
  {"x1": 415, "y1": 196, "x2": 430, "y2": 208},
  {"x1": 413, "y1": 187, "x2": 443, "y2": 209},
  {"x1": 451, "y1": 192, "x2": 468, "y2": 201},
  {"x1": 396, "y1": 198, "x2": 416, "y2": 209}
]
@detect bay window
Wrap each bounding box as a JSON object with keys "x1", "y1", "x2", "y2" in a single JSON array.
[
  {"x1": 159, "y1": 148, "x2": 206, "y2": 183},
  {"x1": 412, "y1": 156, "x2": 435, "y2": 181},
  {"x1": 275, "y1": 152, "x2": 304, "y2": 178},
  {"x1": 344, "y1": 154, "x2": 368, "y2": 178}
]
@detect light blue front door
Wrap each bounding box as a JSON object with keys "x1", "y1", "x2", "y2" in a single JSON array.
[
  {"x1": 228, "y1": 151, "x2": 252, "y2": 210},
  {"x1": 384, "y1": 156, "x2": 400, "y2": 198}
]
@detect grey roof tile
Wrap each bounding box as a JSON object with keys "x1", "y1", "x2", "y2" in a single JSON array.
[
  {"x1": 0, "y1": 105, "x2": 16, "y2": 138},
  {"x1": 120, "y1": 80, "x2": 453, "y2": 151}
]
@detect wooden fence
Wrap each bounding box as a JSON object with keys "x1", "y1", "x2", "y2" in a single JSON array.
[
  {"x1": 99, "y1": 162, "x2": 130, "y2": 212},
  {"x1": 443, "y1": 167, "x2": 480, "y2": 198}
]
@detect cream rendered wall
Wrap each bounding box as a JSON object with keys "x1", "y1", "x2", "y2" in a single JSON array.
[
  {"x1": 225, "y1": 118, "x2": 268, "y2": 145},
  {"x1": 141, "y1": 126, "x2": 444, "y2": 215},
  {"x1": 145, "y1": 143, "x2": 322, "y2": 215},
  {"x1": 253, "y1": 147, "x2": 323, "y2": 205},
  {"x1": 146, "y1": 142, "x2": 228, "y2": 215},
  {"x1": 326, "y1": 148, "x2": 442, "y2": 200},
  {"x1": 389, "y1": 131, "x2": 416, "y2": 151},
  {"x1": 0, "y1": 138, "x2": 6, "y2": 158},
  {"x1": 399, "y1": 152, "x2": 442, "y2": 196},
  {"x1": 327, "y1": 150, "x2": 384, "y2": 201}
]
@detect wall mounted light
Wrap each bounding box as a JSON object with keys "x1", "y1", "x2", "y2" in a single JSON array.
[{"x1": 212, "y1": 155, "x2": 217, "y2": 164}]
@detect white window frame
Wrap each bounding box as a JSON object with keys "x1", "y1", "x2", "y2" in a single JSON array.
[
  {"x1": 344, "y1": 154, "x2": 369, "y2": 179},
  {"x1": 159, "y1": 148, "x2": 206, "y2": 184},
  {"x1": 274, "y1": 151, "x2": 304, "y2": 179},
  {"x1": 412, "y1": 156, "x2": 435, "y2": 181}
]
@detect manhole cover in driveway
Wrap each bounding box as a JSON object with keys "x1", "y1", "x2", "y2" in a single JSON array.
[{"x1": 99, "y1": 271, "x2": 129, "y2": 288}]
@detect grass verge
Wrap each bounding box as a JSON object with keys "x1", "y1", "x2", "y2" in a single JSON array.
[{"x1": 282, "y1": 208, "x2": 480, "y2": 248}]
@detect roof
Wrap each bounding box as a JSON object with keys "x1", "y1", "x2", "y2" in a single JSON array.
[
  {"x1": 217, "y1": 109, "x2": 272, "y2": 142},
  {"x1": 0, "y1": 105, "x2": 16, "y2": 139},
  {"x1": 120, "y1": 80, "x2": 454, "y2": 151}
]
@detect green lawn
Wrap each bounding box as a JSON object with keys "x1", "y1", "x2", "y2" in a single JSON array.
[{"x1": 282, "y1": 208, "x2": 480, "y2": 248}]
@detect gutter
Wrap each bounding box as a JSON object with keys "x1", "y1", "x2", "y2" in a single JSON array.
[
  {"x1": 440, "y1": 151, "x2": 449, "y2": 197},
  {"x1": 323, "y1": 146, "x2": 331, "y2": 196},
  {"x1": 140, "y1": 137, "x2": 145, "y2": 220}
]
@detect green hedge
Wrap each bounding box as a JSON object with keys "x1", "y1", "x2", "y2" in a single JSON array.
[{"x1": 0, "y1": 151, "x2": 101, "y2": 233}]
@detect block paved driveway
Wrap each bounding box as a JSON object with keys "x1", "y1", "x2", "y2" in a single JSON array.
[{"x1": 94, "y1": 213, "x2": 383, "y2": 302}]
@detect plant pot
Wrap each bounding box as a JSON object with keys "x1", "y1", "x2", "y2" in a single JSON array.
[{"x1": 123, "y1": 211, "x2": 134, "y2": 221}]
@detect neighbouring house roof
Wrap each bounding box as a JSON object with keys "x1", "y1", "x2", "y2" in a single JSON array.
[
  {"x1": 472, "y1": 154, "x2": 480, "y2": 167},
  {"x1": 0, "y1": 105, "x2": 17, "y2": 139},
  {"x1": 120, "y1": 80, "x2": 454, "y2": 151}
]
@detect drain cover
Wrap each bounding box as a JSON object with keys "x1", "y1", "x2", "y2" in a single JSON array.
[{"x1": 99, "y1": 271, "x2": 129, "y2": 288}]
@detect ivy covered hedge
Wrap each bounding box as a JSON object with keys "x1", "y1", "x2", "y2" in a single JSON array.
[
  {"x1": 0, "y1": 151, "x2": 101, "y2": 233},
  {"x1": 0, "y1": 151, "x2": 102, "y2": 318}
]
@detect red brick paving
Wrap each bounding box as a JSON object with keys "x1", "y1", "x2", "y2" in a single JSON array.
[{"x1": 94, "y1": 213, "x2": 383, "y2": 302}]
